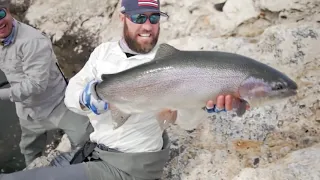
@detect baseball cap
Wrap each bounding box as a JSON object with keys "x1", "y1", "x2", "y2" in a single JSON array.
[
  {"x1": 0, "y1": 0, "x2": 9, "y2": 9},
  {"x1": 120, "y1": 0, "x2": 168, "y2": 17}
]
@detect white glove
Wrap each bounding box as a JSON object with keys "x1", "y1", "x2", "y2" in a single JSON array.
[
  {"x1": 79, "y1": 80, "x2": 108, "y2": 115},
  {"x1": 0, "y1": 88, "x2": 10, "y2": 100}
]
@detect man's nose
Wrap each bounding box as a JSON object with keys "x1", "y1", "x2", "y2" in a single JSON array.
[{"x1": 141, "y1": 19, "x2": 152, "y2": 31}]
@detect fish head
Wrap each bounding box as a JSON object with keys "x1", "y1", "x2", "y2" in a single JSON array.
[{"x1": 238, "y1": 70, "x2": 298, "y2": 107}]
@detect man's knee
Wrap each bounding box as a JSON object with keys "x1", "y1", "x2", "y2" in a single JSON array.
[
  {"x1": 19, "y1": 126, "x2": 47, "y2": 166},
  {"x1": 58, "y1": 111, "x2": 93, "y2": 147}
]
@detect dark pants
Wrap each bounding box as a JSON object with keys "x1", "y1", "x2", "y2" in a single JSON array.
[
  {"x1": 0, "y1": 131, "x2": 171, "y2": 180},
  {"x1": 19, "y1": 101, "x2": 93, "y2": 166}
]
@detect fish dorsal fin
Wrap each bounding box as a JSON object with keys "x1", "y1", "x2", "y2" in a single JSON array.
[{"x1": 154, "y1": 43, "x2": 180, "y2": 60}]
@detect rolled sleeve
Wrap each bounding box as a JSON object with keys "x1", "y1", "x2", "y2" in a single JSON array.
[
  {"x1": 64, "y1": 47, "x2": 98, "y2": 115},
  {"x1": 9, "y1": 37, "x2": 54, "y2": 102}
]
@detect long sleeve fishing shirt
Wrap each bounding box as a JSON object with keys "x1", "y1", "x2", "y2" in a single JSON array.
[{"x1": 0, "y1": 20, "x2": 67, "y2": 121}]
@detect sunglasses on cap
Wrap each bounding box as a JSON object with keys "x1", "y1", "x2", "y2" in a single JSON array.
[
  {"x1": 0, "y1": 8, "x2": 6, "y2": 20},
  {"x1": 126, "y1": 13, "x2": 161, "y2": 24}
]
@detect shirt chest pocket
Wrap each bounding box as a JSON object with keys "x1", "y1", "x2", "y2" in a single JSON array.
[{"x1": 1, "y1": 52, "x2": 24, "y2": 76}]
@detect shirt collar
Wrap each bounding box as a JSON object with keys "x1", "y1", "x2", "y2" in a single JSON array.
[{"x1": 1, "y1": 19, "x2": 17, "y2": 47}]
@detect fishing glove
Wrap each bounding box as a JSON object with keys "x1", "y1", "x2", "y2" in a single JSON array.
[
  {"x1": 0, "y1": 88, "x2": 10, "y2": 100},
  {"x1": 205, "y1": 104, "x2": 226, "y2": 113},
  {"x1": 80, "y1": 80, "x2": 108, "y2": 115}
]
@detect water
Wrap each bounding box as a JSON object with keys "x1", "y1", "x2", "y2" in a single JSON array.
[
  {"x1": 0, "y1": 71, "x2": 60, "y2": 173},
  {"x1": 0, "y1": 71, "x2": 25, "y2": 173}
]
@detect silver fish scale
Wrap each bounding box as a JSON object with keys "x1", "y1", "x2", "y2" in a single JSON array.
[{"x1": 97, "y1": 64, "x2": 246, "y2": 113}]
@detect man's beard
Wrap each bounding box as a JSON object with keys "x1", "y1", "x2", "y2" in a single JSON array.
[{"x1": 123, "y1": 21, "x2": 159, "y2": 54}]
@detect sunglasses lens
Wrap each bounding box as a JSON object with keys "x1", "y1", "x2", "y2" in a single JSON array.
[
  {"x1": 149, "y1": 14, "x2": 160, "y2": 24},
  {"x1": 131, "y1": 14, "x2": 147, "y2": 24},
  {"x1": 0, "y1": 9, "x2": 6, "y2": 19}
]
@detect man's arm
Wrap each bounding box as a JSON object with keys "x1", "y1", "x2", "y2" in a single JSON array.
[
  {"x1": 64, "y1": 45, "x2": 103, "y2": 115},
  {"x1": 9, "y1": 37, "x2": 54, "y2": 102}
]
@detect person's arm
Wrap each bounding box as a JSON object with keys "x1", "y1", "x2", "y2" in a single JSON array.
[
  {"x1": 9, "y1": 37, "x2": 55, "y2": 102},
  {"x1": 64, "y1": 44, "x2": 107, "y2": 116}
]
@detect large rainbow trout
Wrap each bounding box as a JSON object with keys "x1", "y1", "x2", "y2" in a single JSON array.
[{"x1": 95, "y1": 43, "x2": 298, "y2": 129}]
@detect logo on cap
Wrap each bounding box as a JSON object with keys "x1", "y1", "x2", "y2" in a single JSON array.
[{"x1": 138, "y1": 0, "x2": 159, "y2": 8}]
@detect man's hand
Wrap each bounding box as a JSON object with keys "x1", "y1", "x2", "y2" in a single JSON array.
[
  {"x1": 79, "y1": 80, "x2": 108, "y2": 115},
  {"x1": 205, "y1": 95, "x2": 249, "y2": 113}
]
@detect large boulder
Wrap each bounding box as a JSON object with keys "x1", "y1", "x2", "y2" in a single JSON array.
[{"x1": 234, "y1": 143, "x2": 320, "y2": 180}]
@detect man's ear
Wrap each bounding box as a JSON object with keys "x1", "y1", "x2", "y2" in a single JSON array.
[
  {"x1": 4, "y1": 7, "x2": 10, "y2": 13},
  {"x1": 119, "y1": 13, "x2": 125, "y2": 22}
]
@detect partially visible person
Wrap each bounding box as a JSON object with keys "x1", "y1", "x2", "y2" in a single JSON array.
[
  {"x1": 0, "y1": 1, "x2": 93, "y2": 166},
  {"x1": 0, "y1": 0, "x2": 247, "y2": 179}
]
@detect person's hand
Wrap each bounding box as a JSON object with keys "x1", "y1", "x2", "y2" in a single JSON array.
[
  {"x1": 205, "y1": 95, "x2": 249, "y2": 113},
  {"x1": 79, "y1": 80, "x2": 108, "y2": 115},
  {"x1": 156, "y1": 108, "x2": 177, "y2": 130}
]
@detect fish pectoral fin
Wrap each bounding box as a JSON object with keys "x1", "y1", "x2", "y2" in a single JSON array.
[
  {"x1": 234, "y1": 99, "x2": 248, "y2": 117},
  {"x1": 155, "y1": 108, "x2": 177, "y2": 130},
  {"x1": 109, "y1": 105, "x2": 131, "y2": 129}
]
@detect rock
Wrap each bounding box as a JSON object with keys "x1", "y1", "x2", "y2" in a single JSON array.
[
  {"x1": 24, "y1": 0, "x2": 118, "y2": 44},
  {"x1": 258, "y1": 0, "x2": 318, "y2": 12},
  {"x1": 24, "y1": 150, "x2": 62, "y2": 170},
  {"x1": 24, "y1": 134, "x2": 72, "y2": 170},
  {"x1": 233, "y1": 143, "x2": 320, "y2": 180},
  {"x1": 219, "y1": 0, "x2": 260, "y2": 34},
  {"x1": 55, "y1": 134, "x2": 72, "y2": 153},
  {"x1": 214, "y1": 1, "x2": 227, "y2": 12}
]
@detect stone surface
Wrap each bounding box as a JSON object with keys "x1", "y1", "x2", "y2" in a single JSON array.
[
  {"x1": 233, "y1": 143, "x2": 320, "y2": 180},
  {"x1": 7, "y1": 0, "x2": 320, "y2": 179}
]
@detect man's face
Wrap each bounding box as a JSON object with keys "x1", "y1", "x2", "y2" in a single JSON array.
[
  {"x1": 0, "y1": 8, "x2": 13, "y2": 39},
  {"x1": 122, "y1": 12, "x2": 160, "y2": 54}
]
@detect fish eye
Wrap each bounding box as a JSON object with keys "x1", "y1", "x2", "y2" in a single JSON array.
[{"x1": 273, "y1": 83, "x2": 284, "y2": 90}]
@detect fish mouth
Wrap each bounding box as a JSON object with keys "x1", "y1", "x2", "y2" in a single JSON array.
[
  {"x1": 269, "y1": 88, "x2": 298, "y2": 102},
  {"x1": 288, "y1": 89, "x2": 297, "y2": 96},
  {"x1": 287, "y1": 79, "x2": 298, "y2": 91},
  {"x1": 279, "y1": 88, "x2": 297, "y2": 98},
  {"x1": 242, "y1": 88, "x2": 298, "y2": 108}
]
